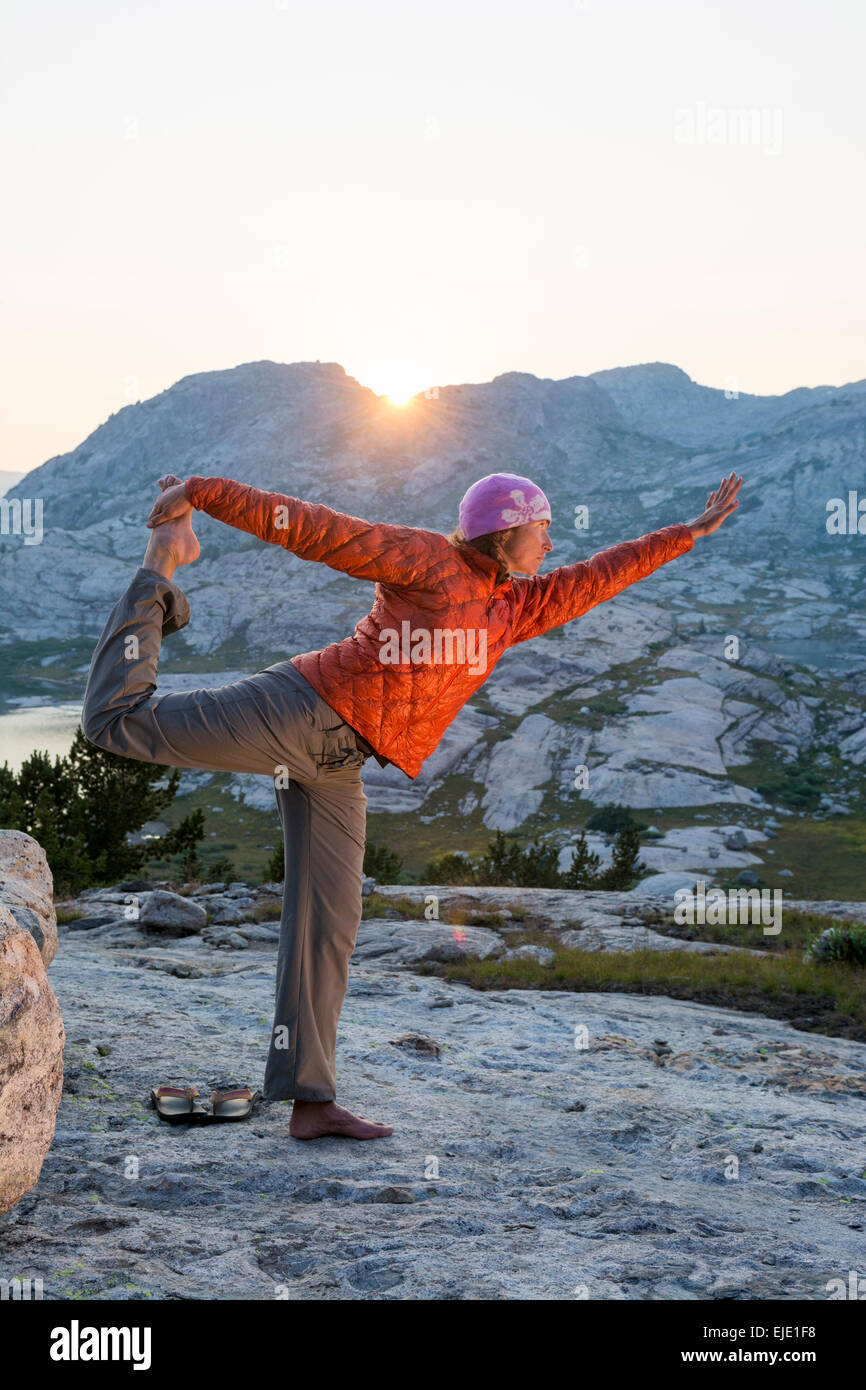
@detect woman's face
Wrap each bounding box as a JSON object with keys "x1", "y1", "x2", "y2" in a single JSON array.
[{"x1": 500, "y1": 519, "x2": 553, "y2": 576}]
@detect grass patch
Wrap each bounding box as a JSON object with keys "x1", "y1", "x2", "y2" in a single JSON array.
[
  {"x1": 416, "y1": 936, "x2": 866, "y2": 1042},
  {"x1": 764, "y1": 818, "x2": 866, "y2": 900},
  {"x1": 248, "y1": 901, "x2": 282, "y2": 923},
  {"x1": 642, "y1": 907, "x2": 863, "y2": 955},
  {"x1": 361, "y1": 891, "x2": 419, "y2": 921}
]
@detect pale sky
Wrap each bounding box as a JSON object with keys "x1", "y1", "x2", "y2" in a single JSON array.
[{"x1": 2, "y1": 0, "x2": 864, "y2": 477}]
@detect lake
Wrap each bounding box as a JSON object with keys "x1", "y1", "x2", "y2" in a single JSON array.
[
  {"x1": 762, "y1": 636, "x2": 866, "y2": 676},
  {"x1": 0, "y1": 703, "x2": 82, "y2": 772},
  {"x1": 0, "y1": 669, "x2": 253, "y2": 772}
]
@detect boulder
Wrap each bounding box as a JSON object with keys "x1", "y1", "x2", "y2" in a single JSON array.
[
  {"x1": 723, "y1": 830, "x2": 749, "y2": 850},
  {"x1": 237, "y1": 923, "x2": 280, "y2": 943},
  {"x1": 0, "y1": 829, "x2": 59, "y2": 966},
  {"x1": 351, "y1": 919, "x2": 505, "y2": 968},
  {"x1": 137, "y1": 890, "x2": 207, "y2": 936},
  {"x1": 202, "y1": 925, "x2": 249, "y2": 950},
  {"x1": 0, "y1": 834, "x2": 64, "y2": 1215},
  {"x1": 206, "y1": 897, "x2": 248, "y2": 926},
  {"x1": 65, "y1": 913, "x2": 121, "y2": 932}
]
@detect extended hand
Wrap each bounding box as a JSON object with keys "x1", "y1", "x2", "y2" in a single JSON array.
[
  {"x1": 686, "y1": 472, "x2": 742, "y2": 539},
  {"x1": 146, "y1": 474, "x2": 192, "y2": 528}
]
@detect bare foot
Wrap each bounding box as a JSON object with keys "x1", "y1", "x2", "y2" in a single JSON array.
[
  {"x1": 142, "y1": 513, "x2": 200, "y2": 581},
  {"x1": 289, "y1": 1100, "x2": 394, "y2": 1141}
]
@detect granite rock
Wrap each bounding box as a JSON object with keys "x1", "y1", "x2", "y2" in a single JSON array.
[{"x1": 0, "y1": 834, "x2": 64, "y2": 1216}]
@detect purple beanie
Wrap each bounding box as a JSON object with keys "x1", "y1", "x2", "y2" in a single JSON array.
[{"x1": 458, "y1": 472, "x2": 552, "y2": 541}]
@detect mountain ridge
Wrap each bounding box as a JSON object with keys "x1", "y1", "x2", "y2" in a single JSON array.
[{"x1": 2, "y1": 358, "x2": 864, "y2": 863}]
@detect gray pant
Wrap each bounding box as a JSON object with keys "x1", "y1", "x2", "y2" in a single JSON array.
[{"x1": 81, "y1": 566, "x2": 369, "y2": 1102}]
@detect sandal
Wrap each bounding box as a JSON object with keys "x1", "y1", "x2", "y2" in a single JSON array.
[
  {"x1": 150, "y1": 1085, "x2": 211, "y2": 1125},
  {"x1": 209, "y1": 1086, "x2": 261, "y2": 1122}
]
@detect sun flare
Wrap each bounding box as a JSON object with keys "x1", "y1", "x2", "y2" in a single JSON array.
[{"x1": 361, "y1": 366, "x2": 429, "y2": 407}]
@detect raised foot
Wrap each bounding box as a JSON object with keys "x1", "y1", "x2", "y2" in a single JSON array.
[
  {"x1": 289, "y1": 1100, "x2": 394, "y2": 1141},
  {"x1": 143, "y1": 513, "x2": 200, "y2": 575}
]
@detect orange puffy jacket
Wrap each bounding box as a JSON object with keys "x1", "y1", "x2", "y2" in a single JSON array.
[{"x1": 185, "y1": 476, "x2": 694, "y2": 779}]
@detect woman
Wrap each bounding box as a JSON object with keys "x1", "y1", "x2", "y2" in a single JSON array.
[{"x1": 82, "y1": 467, "x2": 741, "y2": 1140}]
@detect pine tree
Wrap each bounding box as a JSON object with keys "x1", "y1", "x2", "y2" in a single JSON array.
[
  {"x1": 363, "y1": 841, "x2": 403, "y2": 883},
  {"x1": 265, "y1": 841, "x2": 285, "y2": 883},
  {"x1": 477, "y1": 829, "x2": 523, "y2": 885},
  {"x1": 205, "y1": 854, "x2": 236, "y2": 883},
  {"x1": 160, "y1": 808, "x2": 206, "y2": 862},
  {"x1": 0, "y1": 727, "x2": 205, "y2": 893},
  {"x1": 596, "y1": 824, "x2": 646, "y2": 890},
  {"x1": 560, "y1": 828, "x2": 602, "y2": 889},
  {"x1": 517, "y1": 839, "x2": 562, "y2": 887}
]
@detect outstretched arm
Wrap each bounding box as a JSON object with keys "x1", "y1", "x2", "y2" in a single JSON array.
[
  {"x1": 146, "y1": 474, "x2": 451, "y2": 586},
  {"x1": 510, "y1": 472, "x2": 742, "y2": 644}
]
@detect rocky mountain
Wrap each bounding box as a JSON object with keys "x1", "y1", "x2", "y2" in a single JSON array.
[{"x1": 1, "y1": 359, "x2": 865, "y2": 863}]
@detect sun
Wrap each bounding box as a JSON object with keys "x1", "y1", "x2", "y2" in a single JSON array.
[
  {"x1": 361, "y1": 366, "x2": 428, "y2": 407},
  {"x1": 381, "y1": 374, "x2": 421, "y2": 407}
]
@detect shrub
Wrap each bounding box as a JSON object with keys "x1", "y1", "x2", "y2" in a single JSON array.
[
  {"x1": 422, "y1": 851, "x2": 477, "y2": 885},
  {"x1": 805, "y1": 921, "x2": 866, "y2": 967},
  {"x1": 586, "y1": 802, "x2": 643, "y2": 834},
  {"x1": 755, "y1": 754, "x2": 824, "y2": 813}
]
